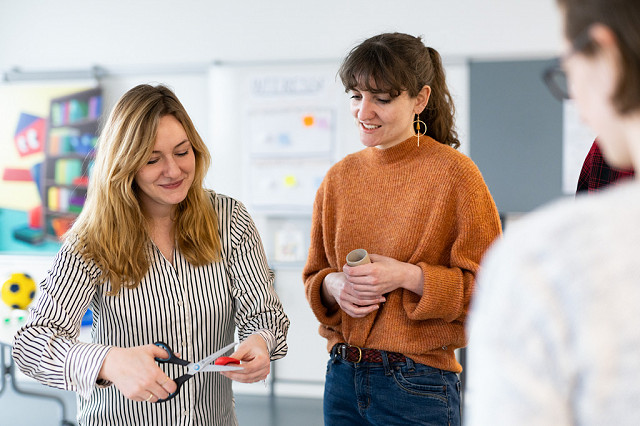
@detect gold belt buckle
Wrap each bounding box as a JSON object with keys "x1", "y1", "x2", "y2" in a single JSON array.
[{"x1": 348, "y1": 344, "x2": 362, "y2": 363}]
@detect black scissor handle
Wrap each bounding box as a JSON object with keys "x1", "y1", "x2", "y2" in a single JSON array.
[
  {"x1": 154, "y1": 341, "x2": 189, "y2": 366},
  {"x1": 153, "y1": 341, "x2": 192, "y2": 404},
  {"x1": 155, "y1": 374, "x2": 190, "y2": 403}
]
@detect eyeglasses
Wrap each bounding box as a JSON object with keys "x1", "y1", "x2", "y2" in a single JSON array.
[{"x1": 543, "y1": 30, "x2": 593, "y2": 100}]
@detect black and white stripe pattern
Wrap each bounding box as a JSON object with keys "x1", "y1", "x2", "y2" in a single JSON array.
[{"x1": 12, "y1": 192, "x2": 289, "y2": 426}]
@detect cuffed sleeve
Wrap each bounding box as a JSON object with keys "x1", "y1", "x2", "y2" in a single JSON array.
[
  {"x1": 403, "y1": 161, "x2": 502, "y2": 322},
  {"x1": 228, "y1": 200, "x2": 289, "y2": 360},
  {"x1": 303, "y1": 179, "x2": 343, "y2": 327},
  {"x1": 66, "y1": 343, "x2": 113, "y2": 399}
]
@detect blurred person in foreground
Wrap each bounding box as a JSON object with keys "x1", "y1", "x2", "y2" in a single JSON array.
[{"x1": 466, "y1": 0, "x2": 640, "y2": 424}]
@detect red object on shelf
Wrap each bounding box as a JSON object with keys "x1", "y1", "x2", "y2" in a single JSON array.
[
  {"x1": 51, "y1": 217, "x2": 74, "y2": 238},
  {"x1": 72, "y1": 175, "x2": 89, "y2": 186},
  {"x1": 214, "y1": 356, "x2": 240, "y2": 366},
  {"x1": 29, "y1": 205, "x2": 42, "y2": 228}
]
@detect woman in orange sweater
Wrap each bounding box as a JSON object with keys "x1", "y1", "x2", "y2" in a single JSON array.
[{"x1": 303, "y1": 32, "x2": 501, "y2": 425}]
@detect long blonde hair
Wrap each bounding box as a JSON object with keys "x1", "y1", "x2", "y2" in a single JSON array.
[{"x1": 69, "y1": 84, "x2": 221, "y2": 294}]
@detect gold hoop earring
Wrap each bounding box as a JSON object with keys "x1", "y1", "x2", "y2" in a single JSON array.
[{"x1": 413, "y1": 114, "x2": 427, "y2": 146}]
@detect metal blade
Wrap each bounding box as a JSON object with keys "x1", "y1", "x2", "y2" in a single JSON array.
[
  {"x1": 200, "y1": 364, "x2": 244, "y2": 372},
  {"x1": 188, "y1": 342, "x2": 238, "y2": 375}
]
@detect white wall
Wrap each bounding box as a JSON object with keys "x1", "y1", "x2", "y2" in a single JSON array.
[
  {"x1": 0, "y1": 0, "x2": 562, "y2": 73},
  {"x1": 1, "y1": 0, "x2": 565, "y2": 197}
]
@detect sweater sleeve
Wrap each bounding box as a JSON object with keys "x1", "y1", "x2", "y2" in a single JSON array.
[
  {"x1": 403, "y1": 165, "x2": 502, "y2": 322},
  {"x1": 302, "y1": 179, "x2": 342, "y2": 327},
  {"x1": 12, "y1": 242, "x2": 112, "y2": 400}
]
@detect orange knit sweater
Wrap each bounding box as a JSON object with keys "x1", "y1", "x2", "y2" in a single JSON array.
[{"x1": 303, "y1": 135, "x2": 502, "y2": 373}]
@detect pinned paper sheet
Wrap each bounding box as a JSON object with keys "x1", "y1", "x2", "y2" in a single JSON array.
[
  {"x1": 249, "y1": 158, "x2": 331, "y2": 208},
  {"x1": 302, "y1": 115, "x2": 315, "y2": 127},
  {"x1": 248, "y1": 109, "x2": 334, "y2": 157},
  {"x1": 274, "y1": 224, "x2": 305, "y2": 262}
]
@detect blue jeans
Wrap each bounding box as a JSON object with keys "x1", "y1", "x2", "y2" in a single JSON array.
[{"x1": 323, "y1": 350, "x2": 461, "y2": 426}]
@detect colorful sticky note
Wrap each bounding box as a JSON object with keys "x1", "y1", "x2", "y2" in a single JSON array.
[
  {"x1": 284, "y1": 175, "x2": 297, "y2": 187},
  {"x1": 302, "y1": 115, "x2": 315, "y2": 127}
]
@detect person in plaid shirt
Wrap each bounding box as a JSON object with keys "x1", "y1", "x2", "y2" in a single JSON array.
[{"x1": 576, "y1": 140, "x2": 635, "y2": 193}]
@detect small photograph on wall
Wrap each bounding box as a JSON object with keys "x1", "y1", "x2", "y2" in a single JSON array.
[{"x1": 0, "y1": 82, "x2": 99, "y2": 254}]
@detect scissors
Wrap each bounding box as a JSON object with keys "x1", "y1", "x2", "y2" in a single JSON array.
[{"x1": 153, "y1": 341, "x2": 243, "y2": 403}]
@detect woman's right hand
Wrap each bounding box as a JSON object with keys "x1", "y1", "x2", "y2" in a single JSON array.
[
  {"x1": 322, "y1": 271, "x2": 386, "y2": 318},
  {"x1": 98, "y1": 344, "x2": 177, "y2": 402}
]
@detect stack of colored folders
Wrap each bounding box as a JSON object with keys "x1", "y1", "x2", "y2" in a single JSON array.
[
  {"x1": 49, "y1": 131, "x2": 97, "y2": 156},
  {"x1": 54, "y1": 159, "x2": 82, "y2": 185},
  {"x1": 51, "y1": 95, "x2": 101, "y2": 126},
  {"x1": 88, "y1": 95, "x2": 101, "y2": 120},
  {"x1": 47, "y1": 187, "x2": 85, "y2": 214}
]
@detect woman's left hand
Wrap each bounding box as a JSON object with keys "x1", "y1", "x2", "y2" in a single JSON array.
[
  {"x1": 219, "y1": 334, "x2": 270, "y2": 383},
  {"x1": 343, "y1": 253, "x2": 424, "y2": 297}
]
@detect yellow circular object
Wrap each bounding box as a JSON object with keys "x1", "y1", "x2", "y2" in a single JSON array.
[
  {"x1": 1, "y1": 273, "x2": 36, "y2": 310},
  {"x1": 284, "y1": 175, "x2": 298, "y2": 187}
]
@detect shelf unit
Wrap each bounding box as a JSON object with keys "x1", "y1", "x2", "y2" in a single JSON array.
[{"x1": 40, "y1": 87, "x2": 102, "y2": 241}]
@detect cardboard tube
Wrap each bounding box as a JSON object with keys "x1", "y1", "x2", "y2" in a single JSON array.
[{"x1": 346, "y1": 249, "x2": 371, "y2": 266}]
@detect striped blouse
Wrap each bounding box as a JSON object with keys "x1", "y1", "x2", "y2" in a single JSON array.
[{"x1": 12, "y1": 192, "x2": 289, "y2": 426}]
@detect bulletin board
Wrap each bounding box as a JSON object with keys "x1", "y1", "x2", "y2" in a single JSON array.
[
  {"x1": 208, "y1": 61, "x2": 346, "y2": 214},
  {"x1": 469, "y1": 59, "x2": 567, "y2": 214},
  {"x1": 207, "y1": 59, "x2": 470, "y2": 212},
  {"x1": 469, "y1": 58, "x2": 600, "y2": 215}
]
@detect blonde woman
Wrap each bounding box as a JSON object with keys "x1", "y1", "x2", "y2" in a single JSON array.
[{"x1": 13, "y1": 84, "x2": 289, "y2": 426}]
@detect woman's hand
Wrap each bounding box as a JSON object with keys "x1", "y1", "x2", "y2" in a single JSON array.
[
  {"x1": 343, "y1": 254, "x2": 424, "y2": 298},
  {"x1": 220, "y1": 334, "x2": 270, "y2": 383},
  {"x1": 322, "y1": 271, "x2": 386, "y2": 318},
  {"x1": 98, "y1": 344, "x2": 177, "y2": 402}
]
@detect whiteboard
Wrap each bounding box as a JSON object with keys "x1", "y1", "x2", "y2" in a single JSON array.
[{"x1": 207, "y1": 59, "x2": 470, "y2": 208}]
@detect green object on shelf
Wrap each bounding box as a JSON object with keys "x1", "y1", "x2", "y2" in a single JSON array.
[
  {"x1": 51, "y1": 103, "x2": 63, "y2": 126},
  {"x1": 54, "y1": 159, "x2": 83, "y2": 185},
  {"x1": 69, "y1": 99, "x2": 89, "y2": 122}
]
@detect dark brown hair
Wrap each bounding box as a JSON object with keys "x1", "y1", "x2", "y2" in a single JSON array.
[
  {"x1": 338, "y1": 32, "x2": 460, "y2": 149},
  {"x1": 558, "y1": 0, "x2": 640, "y2": 113}
]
